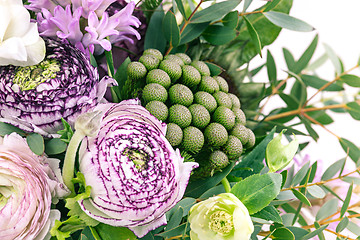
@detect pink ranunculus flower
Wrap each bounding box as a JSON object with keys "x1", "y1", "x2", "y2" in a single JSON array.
[
  {"x1": 0, "y1": 133, "x2": 69, "y2": 240},
  {"x1": 77, "y1": 99, "x2": 198, "y2": 238}
]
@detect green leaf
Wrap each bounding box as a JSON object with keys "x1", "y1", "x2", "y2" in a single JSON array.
[
  {"x1": 264, "y1": 0, "x2": 282, "y2": 11},
  {"x1": 162, "y1": 10, "x2": 180, "y2": 47},
  {"x1": 339, "y1": 138, "x2": 360, "y2": 164},
  {"x1": 266, "y1": 130, "x2": 299, "y2": 172},
  {"x1": 202, "y1": 25, "x2": 237, "y2": 45},
  {"x1": 79, "y1": 227, "x2": 96, "y2": 240},
  {"x1": 243, "y1": 15, "x2": 262, "y2": 57},
  {"x1": 263, "y1": 11, "x2": 314, "y2": 32},
  {"x1": 307, "y1": 185, "x2": 326, "y2": 199},
  {"x1": 174, "y1": 0, "x2": 187, "y2": 20},
  {"x1": 243, "y1": 0, "x2": 253, "y2": 12},
  {"x1": 291, "y1": 161, "x2": 310, "y2": 187},
  {"x1": 180, "y1": 22, "x2": 210, "y2": 45},
  {"x1": 26, "y1": 133, "x2": 44, "y2": 156},
  {"x1": 115, "y1": 57, "x2": 131, "y2": 101},
  {"x1": 231, "y1": 173, "x2": 282, "y2": 214},
  {"x1": 291, "y1": 189, "x2": 311, "y2": 206},
  {"x1": 292, "y1": 35, "x2": 318, "y2": 74},
  {"x1": 95, "y1": 224, "x2": 137, "y2": 240},
  {"x1": 57, "y1": 118, "x2": 74, "y2": 144},
  {"x1": 286, "y1": 227, "x2": 309, "y2": 239},
  {"x1": 287, "y1": 71, "x2": 307, "y2": 106},
  {"x1": 266, "y1": 50, "x2": 277, "y2": 84},
  {"x1": 301, "y1": 74, "x2": 343, "y2": 91},
  {"x1": 205, "y1": 62, "x2": 223, "y2": 76},
  {"x1": 231, "y1": 127, "x2": 276, "y2": 178},
  {"x1": 324, "y1": 43, "x2": 342, "y2": 74},
  {"x1": 272, "y1": 227, "x2": 295, "y2": 240},
  {"x1": 340, "y1": 183, "x2": 353, "y2": 218},
  {"x1": 0, "y1": 122, "x2": 26, "y2": 136},
  {"x1": 283, "y1": 48, "x2": 295, "y2": 71},
  {"x1": 301, "y1": 224, "x2": 328, "y2": 240},
  {"x1": 166, "y1": 198, "x2": 196, "y2": 220},
  {"x1": 346, "y1": 101, "x2": 360, "y2": 120},
  {"x1": 144, "y1": 6, "x2": 167, "y2": 52},
  {"x1": 321, "y1": 158, "x2": 345, "y2": 180},
  {"x1": 190, "y1": 0, "x2": 242, "y2": 23},
  {"x1": 306, "y1": 110, "x2": 334, "y2": 125},
  {"x1": 252, "y1": 206, "x2": 283, "y2": 224},
  {"x1": 339, "y1": 74, "x2": 360, "y2": 87},
  {"x1": 336, "y1": 217, "x2": 349, "y2": 233},
  {"x1": 166, "y1": 207, "x2": 184, "y2": 230},
  {"x1": 279, "y1": 92, "x2": 299, "y2": 110},
  {"x1": 222, "y1": 11, "x2": 239, "y2": 29},
  {"x1": 156, "y1": 222, "x2": 188, "y2": 238},
  {"x1": 306, "y1": 53, "x2": 328, "y2": 71},
  {"x1": 301, "y1": 116, "x2": 319, "y2": 141},
  {"x1": 347, "y1": 221, "x2": 360, "y2": 236},
  {"x1": 185, "y1": 161, "x2": 235, "y2": 198},
  {"x1": 45, "y1": 138, "x2": 67, "y2": 155},
  {"x1": 315, "y1": 198, "x2": 338, "y2": 221},
  {"x1": 104, "y1": 50, "x2": 114, "y2": 77}
]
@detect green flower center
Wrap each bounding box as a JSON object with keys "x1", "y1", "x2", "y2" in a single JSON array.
[
  {"x1": 13, "y1": 59, "x2": 60, "y2": 91},
  {"x1": 209, "y1": 210, "x2": 233, "y2": 235},
  {"x1": 0, "y1": 186, "x2": 12, "y2": 210},
  {"x1": 125, "y1": 148, "x2": 149, "y2": 172}
]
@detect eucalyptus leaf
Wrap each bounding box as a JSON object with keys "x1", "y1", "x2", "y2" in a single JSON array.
[
  {"x1": 346, "y1": 101, "x2": 360, "y2": 120},
  {"x1": 45, "y1": 138, "x2": 67, "y2": 155},
  {"x1": 339, "y1": 74, "x2": 360, "y2": 87},
  {"x1": 202, "y1": 25, "x2": 237, "y2": 45},
  {"x1": 307, "y1": 185, "x2": 326, "y2": 199},
  {"x1": 291, "y1": 161, "x2": 310, "y2": 187},
  {"x1": 231, "y1": 172, "x2": 282, "y2": 214},
  {"x1": 339, "y1": 138, "x2": 360, "y2": 164},
  {"x1": 300, "y1": 224, "x2": 328, "y2": 240},
  {"x1": 346, "y1": 221, "x2": 360, "y2": 236},
  {"x1": 190, "y1": 0, "x2": 242, "y2": 23},
  {"x1": 340, "y1": 183, "x2": 353, "y2": 218},
  {"x1": 243, "y1": 0, "x2": 253, "y2": 12},
  {"x1": 156, "y1": 222, "x2": 188, "y2": 238},
  {"x1": 264, "y1": 0, "x2": 282, "y2": 11},
  {"x1": 266, "y1": 50, "x2": 277, "y2": 84},
  {"x1": 205, "y1": 62, "x2": 223, "y2": 76},
  {"x1": 286, "y1": 227, "x2": 309, "y2": 240},
  {"x1": 243, "y1": 15, "x2": 262, "y2": 57},
  {"x1": 324, "y1": 43, "x2": 342, "y2": 74},
  {"x1": 162, "y1": 11, "x2": 180, "y2": 47},
  {"x1": 301, "y1": 74, "x2": 343, "y2": 91},
  {"x1": 174, "y1": 0, "x2": 187, "y2": 20},
  {"x1": 321, "y1": 158, "x2": 345, "y2": 180},
  {"x1": 222, "y1": 11, "x2": 239, "y2": 29},
  {"x1": 315, "y1": 198, "x2": 338, "y2": 221},
  {"x1": 251, "y1": 206, "x2": 283, "y2": 224},
  {"x1": 166, "y1": 207, "x2": 184, "y2": 230},
  {"x1": 291, "y1": 189, "x2": 311, "y2": 206},
  {"x1": 180, "y1": 22, "x2": 210, "y2": 45},
  {"x1": 144, "y1": 6, "x2": 167, "y2": 52},
  {"x1": 336, "y1": 217, "x2": 349, "y2": 233},
  {"x1": 283, "y1": 47, "x2": 295, "y2": 71},
  {"x1": 263, "y1": 11, "x2": 314, "y2": 32},
  {"x1": 95, "y1": 223, "x2": 137, "y2": 240},
  {"x1": 292, "y1": 35, "x2": 318, "y2": 74},
  {"x1": 266, "y1": 130, "x2": 299, "y2": 173},
  {"x1": 0, "y1": 122, "x2": 26, "y2": 136},
  {"x1": 272, "y1": 227, "x2": 295, "y2": 240},
  {"x1": 26, "y1": 133, "x2": 44, "y2": 156}
]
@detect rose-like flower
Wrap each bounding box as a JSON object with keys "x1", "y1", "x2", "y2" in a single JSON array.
[
  {"x1": 77, "y1": 99, "x2": 198, "y2": 237},
  {"x1": 0, "y1": 0, "x2": 45, "y2": 66},
  {"x1": 188, "y1": 193, "x2": 254, "y2": 240},
  {"x1": 0, "y1": 133, "x2": 69, "y2": 239},
  {"x1": 0, "y1": 38, "x2": 115, "y2": 136}
]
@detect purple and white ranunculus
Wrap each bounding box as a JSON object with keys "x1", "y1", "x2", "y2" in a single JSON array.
[
  {"x1": 0, "y1": 133, "x2": 69, "y2": 240},
  {"x1": 0, "y1": 38, "x2": 115, "y2": 136},
  {"x1": 77, "y1": 99, "x2": 198, "y2": 237}
]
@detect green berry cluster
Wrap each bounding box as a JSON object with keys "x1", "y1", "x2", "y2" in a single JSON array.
[{"x1": 126, "y1": 49, "x2": 255, "y2": 178}]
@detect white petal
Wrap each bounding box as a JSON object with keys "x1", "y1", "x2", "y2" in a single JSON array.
[
  {"x1": 0, "y1": 6, "x2": 11, "y2": 42},
  {"x1": 23, "y1": 36, "x2": 46, "y2": 66},
  {"x1": 0, "y1": 37, "x2": 27, "y2": 65},
  {"x1": 5, "y1": 4, "x2": 32, "y2": 39}
]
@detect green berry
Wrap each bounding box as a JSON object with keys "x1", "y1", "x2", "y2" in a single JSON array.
[
  {"x1": 142, "y1": 83, "x2": 168, "y2": 103},
  {"x1": 223, "y1": 135, "x2": 243, "y2": 160},
  {"x1": 127, "y1": 61, "x2": 147, "y2": 80},
  {"x1": 231, "y1": 123, "x2": 249, "y2": 145},
  {"x1": 188, "y1": 104, "x2": 210, "y2": 129},
  {"x1": 181, "y1": 126, "x2": 204, "y2": 153},
  {"x1": 139, "y1": 54, "x2": 160, "y2": 71},
  {"x1": 194, "y1": 91, "x2": 217, "y2": 113},
  {"x1": 204, "y1": 123, "x2": 228, "y2": 147},
  {"x1": 213, "y1": 91, "x2": 232, "y2": 108},
  {"x1": 228, "y1": 93, "x2": 241, "y2": 108},
  {"x1": 213, "y1": 76, "x2": 229, "y2": 93},
  {"x1": 191, "y1": 61, "x2": 211, "y2": 76},
  {"x1": 175, "y1": 53, "x2": 192, "y2": 64},
  {"x1": 212, "y1": 106, "x2": 236, "y2": 130},
  {"x1": 245, "y1": 128, "x2": 256, "y2": 148},
  {"x1": 164, "y1": 54, "x2": 185, "y2": 66},
  {"x1": 168, "y1": 104, "x2": 192, "y2": 128},
  {"x1": 209, "y1": 150, "x2": 229, "y2": 170},
  {"x1": 146, "y1": 69, "x2": 171, "y2": 89},
  {"x1": 198, "y1": 76, "x2": 220, "y2": 94},
  {"x1": 166, "y1": 123, "x2": 183, "y2": 146},
  {"x1": 232, "y1": 107, "x2": 246, "y2": 125},
  {"x1": 145, "y1": 101, "x2": 168, "y2": 122},
  {"x1": 168, "y1": 84, "x2": 194, "y2": 107},
  {"x1": 181, "y1": 65, "x2": 201, "y2": 88},
  {"x1": 159, "y1": 60, "x2": 182, "y2": 82},
  {"x1": 142, "y1": 48, "x2": 163, "y2": 61}
]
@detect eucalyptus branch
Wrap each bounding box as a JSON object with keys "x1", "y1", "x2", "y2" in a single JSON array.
[
  {"x1": 324, "y1": 228, "x2": 357, "y2": 240},
  {"x1": 281, "y1": 166, "x2": 360, "y2": 192},
  {"x1": 165, "y1": 0, "x2": 204, "y2": 55},
  {"x1": 303, "y1": 113, "x2": 340, "y2": 139}
]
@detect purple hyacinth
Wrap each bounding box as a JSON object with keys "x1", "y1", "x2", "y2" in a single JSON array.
[{"x1": 29, "y1": 0, "x2": 141, "y2": 56}]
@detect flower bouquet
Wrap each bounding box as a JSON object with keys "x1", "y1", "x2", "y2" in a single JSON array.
[{"x1": 0, "y1": 0, "x2": 360, "y2": 239}]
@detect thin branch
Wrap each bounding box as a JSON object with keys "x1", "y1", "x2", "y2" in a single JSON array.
[{"x1": 303, "y1": 113, "x2": 341, "y2": 139}]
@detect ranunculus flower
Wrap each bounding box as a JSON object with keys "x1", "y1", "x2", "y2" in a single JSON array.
[
  {"x1": 0, "y1": 0, "x2": 45, "y2": 66},
  {"x1": 188, "y1": 193, "x2": 254, "y2": 240},
  {"x1": 77, "y1": 99, "x2": 198, "y2": 237},
  {"x1": 0, "y1": 38, "x2": 115, "y2": 136},
  {"x1": 0, "y1": 133, "x2": 69, "y2": 239}
]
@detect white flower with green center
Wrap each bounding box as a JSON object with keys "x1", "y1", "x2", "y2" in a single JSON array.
[
  {"x1": 188, "y1": 193, "x2": 254, "y2": 240},
  {"x1": 0, "y1": 0, "x2": 45, "y2": 66}
]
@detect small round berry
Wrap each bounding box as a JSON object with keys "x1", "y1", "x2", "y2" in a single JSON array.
[
  {"x1": 127, "y1": 61, "x2": 147, "y2": 80},
  {"x1": 188, "y1": 104, "x2": 211, "y2": 129},
  {"x1": 159, "y1": 60, "x2": 182, "y2": 82},
  {"x1": 145, "y1": 101, "x2": 168, "y2": 122},
  {"x1": 181, "y1": 126, "x2": 204, "y2": 153},
  {"x1": 213, "y1": 91, "x2": 232, "y2": 108},
  {"x1": 204, "y1": 123, "x2": 228, "y2": 147},
  {"x1": 175, "y1": 53, "x2": 192, "y2": 64},
  {"x1": 164, "y1": 54, "x2": 185, "y2": 66},
  {"x1": 231, "y1": 123, "x2": 250, "y2": 145},
  {"x1": 146, "y1": 69, "x2": 171, "y2": 89},
  {"x1": 198, "y1": 76, "x2": 220, "y2": 94},
  {"x1": 213, "y1": 76, "x2": 229, "y2": 93},
  {"x1": 168, "y1": 84, "x2": 194, "y2": 107},
  {"x1": 139, "y1": 54, "x2": 160, "y2": 71},
  {"x1": 168, "y1": 104, "x2": 192, "y2": 129},
  {"x1": 181, "y1": 65, "x2": 201, "y2": 88},
  {"x1": 209, "y1": 150, "x2": 229, "y2": 170},
  {"x1": 223, "y1": 135, "x2": 243, "y2": 160},
  {"x1": 165, "y1": 123, "x2": 183, "y2": 146},
  {"x1": 232, "y1": 107, "x2": 246, "y2": 125},
  {"x1": 228, "y1": 93, "x2": 241, "y2": 108},
  {"x1": 142, "y1": 48, "x2": 163, "y2": 61},
  {"x1": 191, "y1": 60, "x2": 211, "y2": 76},
  {"x1": 194, "y1": 91, "x2": 218, "y2": 113},
  {"x1": 142, "y1": 83, "x2": 168, "y2": 103},
  {"x1": 212, "y1": 106, "x2": 236, "y2": 130},
  {"x1": 245, "y1": 128, "x2": 256, "y2": 148}
]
